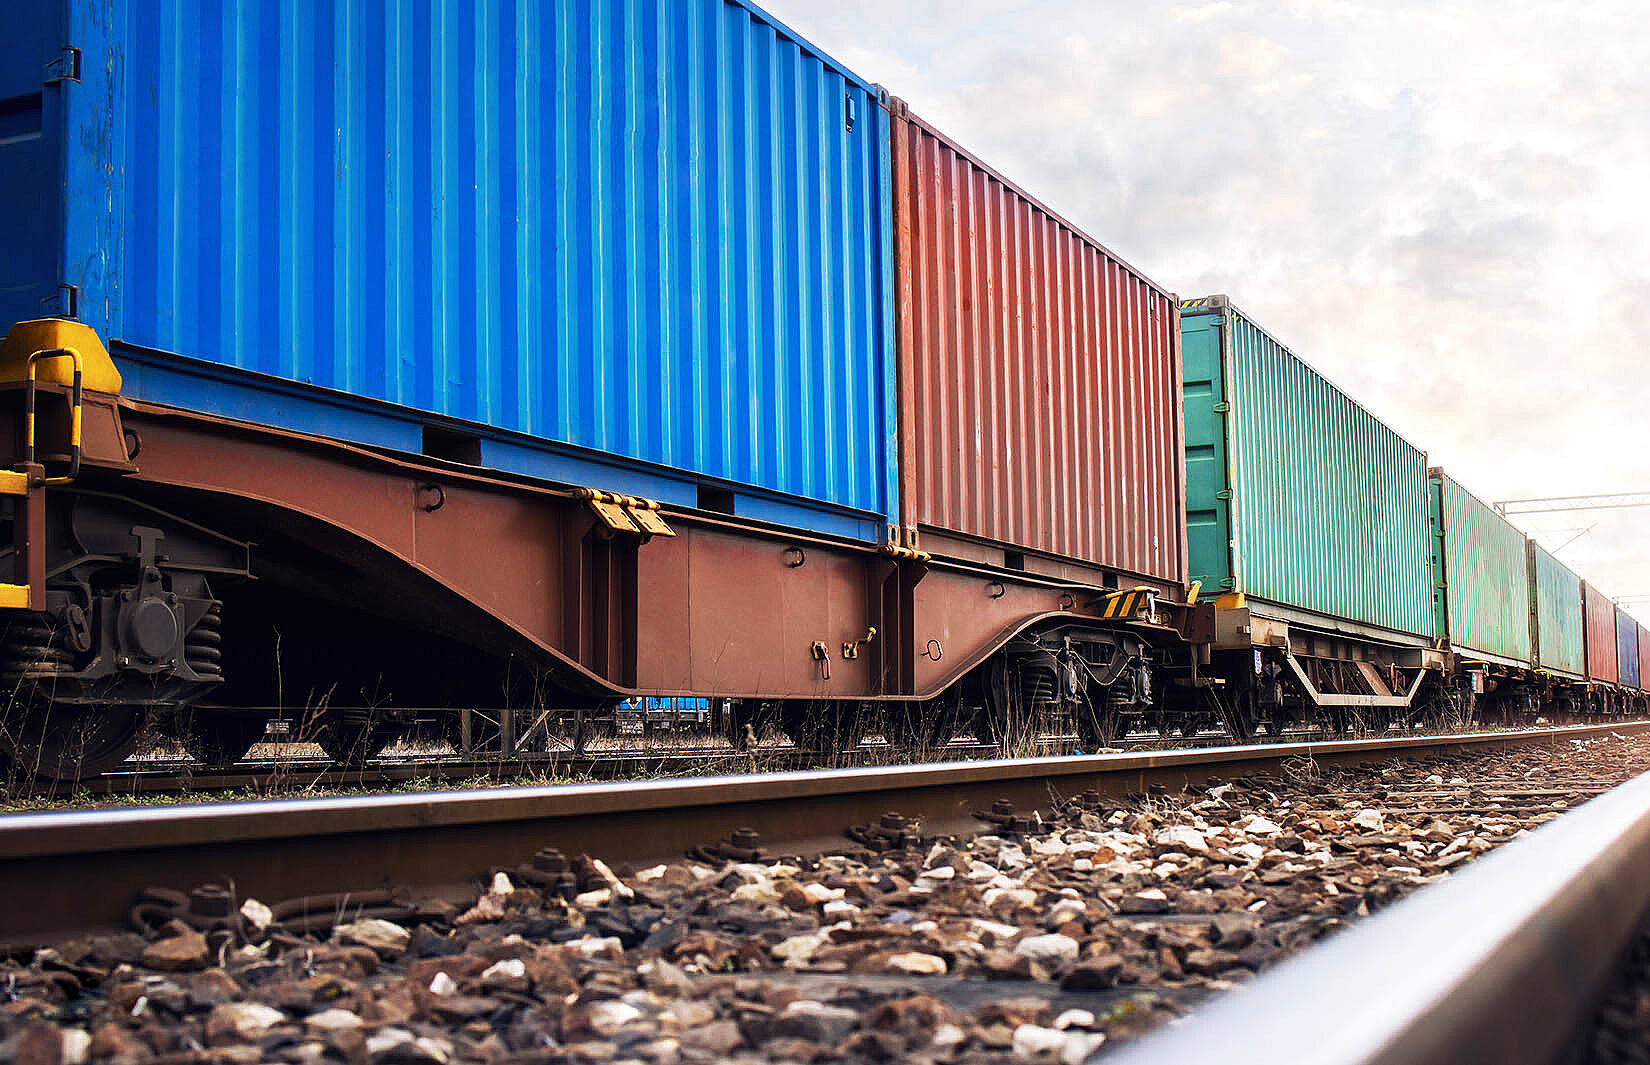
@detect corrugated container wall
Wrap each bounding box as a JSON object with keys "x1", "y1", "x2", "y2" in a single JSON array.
[
  {"x1": 1430, "y1": 470, "x2": 1532, "y2": 664},
  {"x1": 8, "y1": 0, "x2": 898, "y2": 534},
  {"x1": 1584, "y1": 582, "x2": 1618, "y2": 684},
  {"x1": 1618, "y1": 607, "x2": 1641, "y2": 689},
  {"x1": 1640, "y1": 621, "x2": 1650, "y2": 693},
  {"x1": 1180, "y1": 297, "x2": 1433, "y2": 638},
  {"x1": 887, "y1": 101, "x2": 1186, "y2": 585},
  {"x1": 1528, "y1": 542, "x2": 1586, "y2": 679}
]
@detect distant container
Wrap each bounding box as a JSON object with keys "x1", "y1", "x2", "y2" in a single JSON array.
[
  {"x1": 1640, "y1": 621, "x2": 1650, "y2": 694},
  {"x1": 4, "y1": 0, "x2": 899, "y2": 539},
  {"x1": 1584, "y1": 582, "x2": 1618, "y2": 684},
  {"x1": 887, "y1": 99, "x2": 1186, "y2": 586},
  {"x1": 1429, "y1": 470, "x2": 1532, "y2": 665},
  {"x1": 1180, "y1": 296, "x2": 1433, "y2": 639},
  {"x1": 1528, "y1": 542, "x2": 1586, "y2": 680},
  {"x1": 1619, "y1": 607, "x2": 1641, "y2": 689}
]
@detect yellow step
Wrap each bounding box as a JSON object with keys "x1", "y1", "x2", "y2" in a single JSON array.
[{"x1": 0, "y1": 583, "x2": 32, "y2": 609}]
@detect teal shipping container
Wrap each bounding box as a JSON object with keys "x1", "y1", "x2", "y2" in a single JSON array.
[
  {"x1": 1181, "y1": 295, "x2": 1433, "y2": 639},
  {"x1": 1429, "y1": 470, "x2": 1533, "y2": 665},
  {"x1": 2, "y1": 0, "x2": 899, "y2": 541},
  {"x1": 1528, "y1": 541, "x2": 1586, "y2": 679}
]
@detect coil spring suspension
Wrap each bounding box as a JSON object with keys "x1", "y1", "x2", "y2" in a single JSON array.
[
  {"x1": 1020, "y1": 660, "x2": 1057, "y2": 710},
  {"x1": 0, "y1": 616, "x2": 72, "y2": 682},
  {"x1": 183, "y1": 604, "x2": 223, "y2": 680}
]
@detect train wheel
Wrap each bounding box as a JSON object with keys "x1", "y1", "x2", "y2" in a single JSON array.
[
  {"x1": 0, "y1": 700, "x2": 145, "y2": 781},
  {"x1": 190, "y1": 712, "x2": 272, "y2": 767}
]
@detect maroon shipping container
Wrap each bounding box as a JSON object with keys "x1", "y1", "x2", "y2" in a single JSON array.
[
  {"x1": 1640, "y1": 620, "x2": 1650, "y2": 693},
  {"x1": 1584, "y1": 581, "x2": 1618, "y2": 684},
  {"x1": 887, "y1": 98, "x2": 1187, "y2": 588}
]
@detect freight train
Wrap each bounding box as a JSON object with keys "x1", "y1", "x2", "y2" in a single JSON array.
[{"x1": 1, "y1": 0, "x2": 1643, "y2": 780}]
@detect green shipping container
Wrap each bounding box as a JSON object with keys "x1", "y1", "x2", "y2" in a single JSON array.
[
  {"x1": 1429, "y1": 470, "x2": 1532, "y2": 664},
  {"x1": 1528, "y1": 542, "x2": 1586, "y2": 679},
  {"x1": 1181, "y1": 296, "x2": 1434, "y2": 639}
]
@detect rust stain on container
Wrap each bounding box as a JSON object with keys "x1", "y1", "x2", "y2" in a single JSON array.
[
  {"x1": 887, "y1": 99, "x2": 1186, "y2": 586},
  {"x1": 1584, "y1": 581, "x2": 1618, "y2": 684}
]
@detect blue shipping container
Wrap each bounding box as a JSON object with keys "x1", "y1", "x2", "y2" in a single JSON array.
[
  {"x1": 3, "y1": 0, "x2": 898, "y2": 540},
  {"x1": 1619, "y1": 606, "x2": 1641, "y2": 689}
]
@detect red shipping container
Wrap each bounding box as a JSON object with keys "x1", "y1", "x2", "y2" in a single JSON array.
[
  {"x1": 1584, "y1": 581, "x2": 1618, "y2": 684},
  {"x1": 887, "y1": 98, "x2": 1187, "y2": 588},
  {"x1": 1639, "y1": 620, "x2": 1650, "y2": 693}
]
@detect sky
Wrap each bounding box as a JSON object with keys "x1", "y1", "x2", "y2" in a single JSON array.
[{"x1": 764, "y1": 0, "x2": 1650, "y2": 615}]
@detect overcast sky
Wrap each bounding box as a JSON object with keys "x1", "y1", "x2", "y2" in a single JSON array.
[{"x1": 765, "y1": 0, "x2": 1650, "y2": 615}]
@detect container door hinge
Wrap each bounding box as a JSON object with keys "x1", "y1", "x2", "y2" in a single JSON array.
[
  {"x1": 40, "y1": 284, "x2": 78, "y2": 320},
  {"x1": 43, "y1": 47, "x2": 81, "y2": 84},
  {"x1": 843, "y1": 93, "x2": 856, "y2": 132},
  {"x1": 1212, "y1": 402, "x2": 1230, "y2": 413}
]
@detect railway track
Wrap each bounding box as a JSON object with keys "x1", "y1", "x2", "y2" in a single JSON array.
[
  {"x1": 15, "y1": 723, "x2": 1579, "y2": 801},
  {"x1": 1107, "y1": 728, "x2": 1650, "y2": 1065},
  {"x1": 4, "y1": 721, "x2": 1643, "y2": 949}
]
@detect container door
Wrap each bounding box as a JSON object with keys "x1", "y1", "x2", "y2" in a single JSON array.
[
  {"x1": 0, "y1": 1, "x2": 68, "y2": 327},
  {"x1": 1180, "y1": 309, "x2": 1236, "y2": 597}
]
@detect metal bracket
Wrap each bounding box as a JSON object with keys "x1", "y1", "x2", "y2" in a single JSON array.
[
  {"x1": 43, "y1": 47, "x2": 81, "y2": 84},
  {"x1": 810, "y1": 640, "x2": 831, "y2": 680},
  {"x1": 1282, "y1": 649, "x2": 1430, "y2": 708},
  {"x1": 842, "y1": 627, "x2": 876, "y2": 660}
]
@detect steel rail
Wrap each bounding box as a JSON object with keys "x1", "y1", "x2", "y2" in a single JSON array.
[
  {"x1": 3, "y1": 722, "x2": 1646, "y2": 952},
  {"x1": 1104, "y1": 737, "x2": 1650, "y2": 1065}
]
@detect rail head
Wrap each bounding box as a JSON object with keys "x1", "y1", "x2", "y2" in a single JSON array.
[
  {"x1": 2, "y1": 724, "x2": 1639, "y2": 860},
  {"x1": 1100, "y1": 757, "x2": 1650, "y2": 1065}
]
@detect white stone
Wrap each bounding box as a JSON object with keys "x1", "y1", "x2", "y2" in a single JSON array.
[
  {"x1": 1053, "y1": 1009, "x2": 1096, "y2": 1030},
  {"x1": 802, "y1": 882, "x2": 845, "y2": 903},
  {"x1": 821, "y1": 899, "x2": 859, "y2": 920},
  {"x1": 210, "y1": 1002, "x2": 287, "y2": 1041},
  {"x1": 1015, "y1": 933, "x2": 1079, "y2": 963},
  {"x1": 1073, "y1": 858, "x2": 1094, "y2": 872},
  {"x1": 1153, "y1": 825, "x2": 1208, "y2": 852},
  {"x1": 1012, "y1": 1024, "x2": 1069, "y2": 1057},
  {"x1": 984, "y1": 887, "x2": 1039, "y2": 909},
  {"x1": 921, "y1": 864, "x2": 957, "y2": 880},
  {"x1": 481, "y1": 958, "x2": 526, "y2": 984},
  {"x1": 1241, "y1": 816, "x2": 1283, "y2": 836},
  {"x1": 884, "y1": 952, "x2": 947, "y2": 975},
  {"x1": 490, "y1": 872, "x2": 515, "y2": 895},
  {"x1": 589, "y1": 858, "x2": 635, "y2": 899},
  {"x1": 1234, "y1": 842, "x2": 1267, "y2": 862},
  {"x1": 635, "y1": 864, "x2": 668, "y2": 881},
  {"x1": 1049, "y1": 901, "x2": 1086, "y2": 925},
  {"x1": 731, "y1": 880, "x2": 779, "y2": 905},
  {"x1": 587, "y1": 1000, "x2": 643, "y2": 1035},
  {"x1": 335, "y1": 918, "x2": 410, "y2": 954},
  {"x1": 1061, "y1": 1032, "x2": 1107, "y2": 1063},
  {"x1": 306, "y1": 1009, "x2": 364, "y2": 1032},
  {"x1": 933, "y1": 1024, "x2": 966, "y2": 1047},
  {"x1": 967, "y1": 861, "x2": 1001, "y2": 880},
  {"x1": 573, "y1": 936, "x2": 624, "y2": 957},
  {"x1": 970, "y1": 919, "x2": 1022, "y2": 942},
  {"x1": 575, "y1": 887, "x2": 615, "y2": 907},
  {"x1": 1352, "y1": 809, "x2": 1385, "y2": 831},
  {"x1": 239, "y1": 898, "x2": 273, "y2": 933},
  {"x1": 1031, "y1": 836, "x2": 1068, "y2": 856},
  {"x1": 60, "y1": 1029, "x2": 91, "y2": 1065},
  {"x1": 427, "y1": 972, "x2": 458, "y2": 997},
  {"x1": 772, "y1": 933, "x2": 828, "y2": 967}
]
